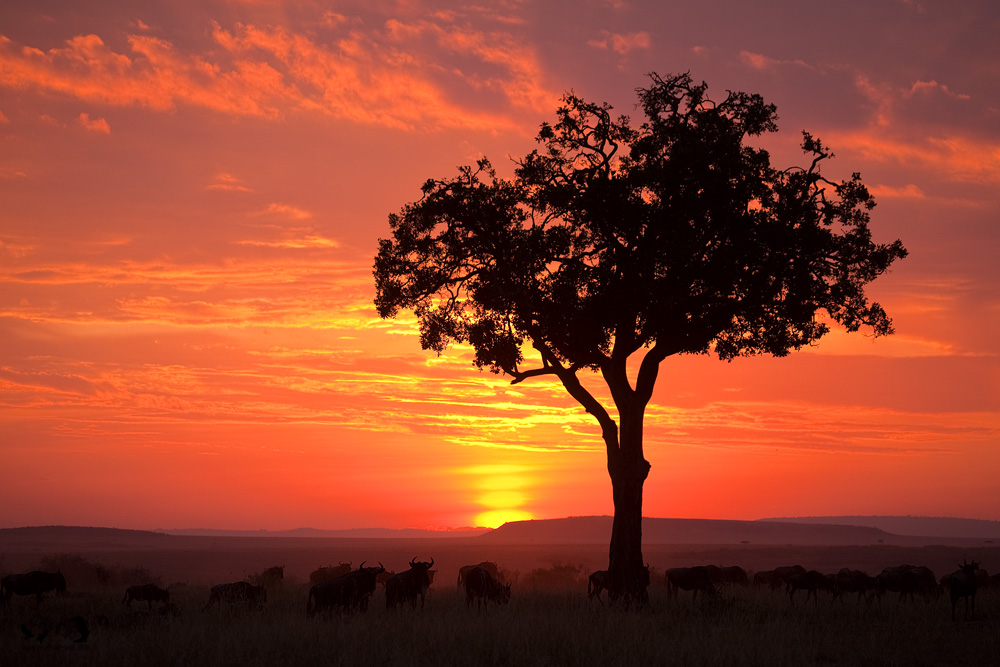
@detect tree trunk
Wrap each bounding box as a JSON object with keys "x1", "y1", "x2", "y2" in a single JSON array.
[{"x1": 606, "y1": 408, "x2": 651, "y2": 605}]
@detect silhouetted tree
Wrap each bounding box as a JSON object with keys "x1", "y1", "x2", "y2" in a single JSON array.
[{"x1": 374, "y1": 72, "x2": 907, "y2": 602}]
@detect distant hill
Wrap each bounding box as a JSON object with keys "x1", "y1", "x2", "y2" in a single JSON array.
[
  {"x1": 761, "y1": 516, "x2": 1000, "y2": 539},
  {"x1": 478, "y1": 516, "x2": 992, "y2": 546},
  {"x1": 0, "y1": 525, "x2": 173, "y2": 548},
  {"x1": 156, "y1": 526, "x2": 490, "y2": 539}
]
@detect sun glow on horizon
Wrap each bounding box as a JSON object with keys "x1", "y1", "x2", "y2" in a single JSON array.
[{"x1": 474, "y1": 509, "x2": 534, "y2": 529}]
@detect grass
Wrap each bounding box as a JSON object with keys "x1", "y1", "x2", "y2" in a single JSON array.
[{"x1": 2, "y1": 580, "x2": 998, "y2": 666}]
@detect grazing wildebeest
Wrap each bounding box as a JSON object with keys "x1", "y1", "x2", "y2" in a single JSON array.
[
  {"x1": 877, "y1": 565, "x2": 937, "y2": 603},
  {"x1": 386, "y1": 557, "x2": 435, "y2": 609},
  {"x1": 465, "y1": 565, "x2": 511, "y2": 610},
  {"x1": 753, "y1": 569, "x2": 777, "y2": 588},
  {"x1": 307, "y1": 562, "x2": 384, "y2": 616},
  {"x1": 787, "y1": 570, "x2": 834, "y2": 605},
  {"x1": 832, "y1": 568, "x2": 877, "y2": 605},
  {"x1": 122, "y1": 584, "x2": 170, "y2": 609},
  {"x1": 1, "y1": 571, "x2": 67, "y2": 604},
  {"x1": 309, "y1": 562, "x2": 352, "y2": 585},
  {"x1": 588, "y1": 570, "x2": 609, "y2": 602},
  {"x1": 203, "y1": 581, "x2": 266, "y2": 611},
  {"x1": 457, "y1": 561, "x2": 499, "y2": 589},
  {"x1": 20, "y1": 615, "x2": 90, "y2": 644},
  {"x1": 665, "y1": 567, "x2": 716, "y2": 601},
  {"x1": 771, "y1": 565, "x2": 807, "y2": 590},
  {"x1": 948, "y1": 560, "x2": 979, "y2": 621},
  {"x1": 256, "y1": 565, "x2": 284, "y2": 586},
  {"x1": 720, "y1": 565, "x2": 750, "y2": 587}
]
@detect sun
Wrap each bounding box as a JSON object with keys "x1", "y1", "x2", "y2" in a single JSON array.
[{"x1": 474, "y1": 508, "x2": 533, "y2": 529}]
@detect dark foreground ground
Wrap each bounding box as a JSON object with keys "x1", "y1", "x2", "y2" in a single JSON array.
[{"x1": 2, "y1": 532, "x2": 999, "y2": 666}]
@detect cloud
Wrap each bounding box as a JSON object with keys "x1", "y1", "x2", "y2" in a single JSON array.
[
  {"x1": 0, "y1": 15, "x2": 559, "y2": 133},
  {"x1": 77, "y1": 112, "x2": 110, "y2": 134},
  {"x1": 0, "y1": 109, "x2": 9, "y2": 123},
  {"x1": 830, "y1": 130, "x2": 1000, "y2": 185},
  {"x1": 206, "y1": 173, "x2": 253, "y2": 192},
  {"x1": 588, "y1": 31, "x2": 651, "y2": 55},
  {"x1": 907, "y1": 80, "x2": 970, "y2": 101},
  {"x1": 739, "y1": 50, "x2": 812, "y2": 72},
  {"x1": 237, "y1": 235, "x2": 340, "y2": 249},
  {"x1": 0, "y1": 366, "x2": 105, "y2": 396},
  {"x1": 257, "y1": 203, "x2": 311, "y2": 220},
  {"x1": 868, "y1": 183, "x2": 925, "y2": 199}
]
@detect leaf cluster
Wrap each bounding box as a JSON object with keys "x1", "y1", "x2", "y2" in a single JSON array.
[{"x1": 374, "y1": 72, "x2": 906, "y2": 387}]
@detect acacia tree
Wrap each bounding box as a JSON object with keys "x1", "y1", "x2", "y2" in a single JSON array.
[{"x1": 374, "y1": 72, "x2": 906, "y2": 601}]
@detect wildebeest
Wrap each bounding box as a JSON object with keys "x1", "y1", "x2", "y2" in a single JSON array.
[
  {"x1": 720, "y1": 565, "x2": 750, "y2": 587},
  {"x1": 457, "y1": 561, "x2": 499, "y2": 588},
  {"x1": 588, "y1": 570, "x2": 609, "y2": 602},
  {"x1": 20, "y1": 615, "x2": 89, "y2": 644},
  {"x1": 772, "y1": 565, "x2": 807, "y2": 590},
  {"x1": 307, "y1": 562, "x2": 384, "y2": 616},
  {"x1": 122, "y1": 583, "x2": 170, "y2": 609},
  {"x1": 204, "y1": 581, "x2": 267, "y2": 611},
  {"x1": 753, "y1": 569, "x2": 777, "y2": 588},
  {"x1": 877, "y1": 565, "x2": 937, "y2": 603},
  {"x1": 831, "y1": 568, "x2": 877, "y2": 605},
  {"x1": 1, "y1": 571, "x2": 67, "y2": 604},
  {"x1": 665, "y1": 567, "x2": 716, "y2": 601},
  {"x1": 948, "y1": 560, "x2": 979, "y2": 620},
  {"x1": 386, "y1": 557, "x2": 435, "y2": 609},
  {"x1": 787, "y1": 570, "x2": 834, "y2": 605},
  {"x1": 253, "y1": 565, "x2": 284, "y2": 587},
  {"x1": 309, "y1": 562, "x2": 352, "y2": 585},
  {"x1": 465, "y1": 565, "x2": 510, "y2": 610},
  {"x1": 376, "y1": 570, "x2": 395, "y2": 589}
]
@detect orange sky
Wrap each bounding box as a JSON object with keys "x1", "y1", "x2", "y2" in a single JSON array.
[{"x1": 1, "y1": 1, "x2": 998, "y2": 531}]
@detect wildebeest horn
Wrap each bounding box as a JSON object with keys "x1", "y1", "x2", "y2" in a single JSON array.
[
  {"x1": 359, "y1": 561, "x2": 365, "y2": 569},
  {"x1": 378, "y1": 561, "x2": 385, "y2": 573},
  {"x1": 428, "y1": 557, "x2": 434, "y2": 568},
  {"x1": 410, "y1": 556, "x2": 417, "y2": 566}
]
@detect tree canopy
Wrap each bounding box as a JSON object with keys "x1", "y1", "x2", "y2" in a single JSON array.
[{"x1": 375, "y1": 72, "x2": 906, "y2": 396}]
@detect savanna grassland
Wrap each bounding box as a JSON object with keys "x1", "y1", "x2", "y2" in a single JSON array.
[{"x1": 2, "y1": 542, "x2": 999, "y2": 667}]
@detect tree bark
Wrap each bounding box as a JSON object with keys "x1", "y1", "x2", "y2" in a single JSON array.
[{"x1": 606, "y1": 404, "x2": 651, "y2": 605}]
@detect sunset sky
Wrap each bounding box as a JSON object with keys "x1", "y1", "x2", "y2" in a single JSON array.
[{"x1": 2, "y1": 0, "x2": 998, "y2": 532}]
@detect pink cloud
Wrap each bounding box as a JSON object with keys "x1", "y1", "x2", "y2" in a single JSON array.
[
  {"x1": 0, "y1": 19, "x2": 555, "y2": 131},
  {"x1": 77, "y1": 112, "x2": 110, "y2": 134},
  {"x1": 869, "y1": 183, "x2": 926, "y2": 199},
  {"x1": 257, "y1": 203, "x2": 312, "y2": 220},
  {"x1": 831, "y1": 131, "x2": 1000, "y2": 185},
  {"x1": 206, "y1": 173, "x2": 252, "y2": 192},
  {"x1": 739, "y1": 50, "x2": 812, "y2": 72},
  {"x1": 588, "y1": 31, "x2": 651, "y2": 55},
  {"x1": 908, "y1": 80, "x2": 970, "y2": 101}
]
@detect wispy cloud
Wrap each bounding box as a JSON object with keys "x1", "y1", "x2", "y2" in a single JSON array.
[
  {"x1": 0, "y1": 17, "x2": 557, "y2": 131},
  {"x1": 77, "y1": 112, "x2": 110, "y2": 133},
  {"x1": 587, "y1": 31, "x2": 651, "y2": 55},
  {"x1": 739, "y1": 50, "x2": 812, "y2": 72},
  {"x1": 206, "y1": 173, "x2": 253, "y2": 192}
]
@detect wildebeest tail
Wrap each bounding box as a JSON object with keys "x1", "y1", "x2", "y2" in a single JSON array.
[{"x1": 306, "y1": 587, "x2": 315, "y2": 616}]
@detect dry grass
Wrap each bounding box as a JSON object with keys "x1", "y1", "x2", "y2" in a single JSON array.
[{"x1": 2, "y1": 577, "x2": 998, "y2": 667}]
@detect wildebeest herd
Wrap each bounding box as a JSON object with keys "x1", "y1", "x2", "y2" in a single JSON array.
[
  {"x1": 1, "y1": 556, "x2": 993, "y2": 638},
  {"x1": 643, "y1": 560, "x2": 990, "y2": 621}
]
